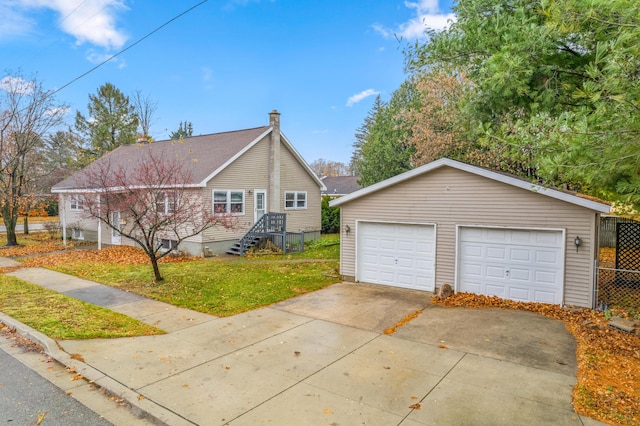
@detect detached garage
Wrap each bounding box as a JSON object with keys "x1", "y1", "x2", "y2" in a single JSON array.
[{"x1": 331, "y1": 158, "x2": 610, "y2": 308}]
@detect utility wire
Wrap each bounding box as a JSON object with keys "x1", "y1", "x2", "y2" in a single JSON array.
[{"x1": 49, "y1": 0, "x2": 210, "y2": 98}]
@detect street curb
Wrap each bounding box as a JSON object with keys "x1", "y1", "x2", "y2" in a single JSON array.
[{"x1": 0, "y1": 312, "x2": 194, "y2": 426}]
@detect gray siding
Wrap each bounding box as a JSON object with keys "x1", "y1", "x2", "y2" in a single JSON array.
[{"x1": 339, "y1": 167, "x2": 599, "y2": 307}]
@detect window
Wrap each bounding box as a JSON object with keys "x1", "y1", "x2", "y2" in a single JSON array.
[
  {"x1": 69, "y1": 195, "x2": 85, "y2": 211},
  {"x1": 71, "y1": 228, "x2": 84, "y2": 240},
  {"x1": 284, "y1": 191, "x2": 307, "y2": 210},
  {"x1": 213, "y1": 190, "x2": 244, "y2": 214},
  {"x1": 160, "y1": 239, "x2": 178, "y2": 251},
  {"x1": 156, "y1": 191, "x2": 177, "y2": 215}
]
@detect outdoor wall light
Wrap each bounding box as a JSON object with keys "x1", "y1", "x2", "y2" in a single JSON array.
[
  {"x1": 345, "y1": 224, "x2": 351, "y2": 235},
  {"x1": 574, "y1": 236, "x2": 582, "y2": 252}
]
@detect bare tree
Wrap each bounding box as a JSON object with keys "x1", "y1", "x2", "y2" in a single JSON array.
[
  {"x1": 78, "y1": 146, "x2": 237, "y2": 281},
  {"x1": 131, "y1": 90, "x2": 157, "y2": 139},
  {"x1": 309, "y1": 158, "x2": 351, "y2": 177},
  {"x1": 0, "y1": 73, "x2": 67, "y2": 246}
]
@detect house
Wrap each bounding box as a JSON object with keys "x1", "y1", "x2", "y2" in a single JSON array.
[
  {"x1": 321, "y1": 176, "x2": 362, "y2": 197},
  {"x1": 52, "y1": 110, "x2": 325, "y2": 256},
  {"x1": 330, "y1": 158, "x2": 611, "y2": 308}
]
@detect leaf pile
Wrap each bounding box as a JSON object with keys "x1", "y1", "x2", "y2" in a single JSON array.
[
  {"x1": 0, "y1": 241, "x2": 68, "y2": 257},
  {"x1": 18, "y1": 246, "x2": 193, "y2": 268},
  {"x1": 434, "y1": 293, "x2": 640, "y2": 425}
]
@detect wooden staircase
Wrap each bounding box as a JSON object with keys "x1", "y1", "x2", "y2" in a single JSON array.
[{"x1": 226, "y1": 213, "x2": 286, "y2": 256}]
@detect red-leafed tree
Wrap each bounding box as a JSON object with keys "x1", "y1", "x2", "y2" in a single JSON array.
[{"x1": 78, "y1": 145, "x2": 237, "y2": 281}]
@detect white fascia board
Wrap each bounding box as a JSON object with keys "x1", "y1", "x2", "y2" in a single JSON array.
[
  {"x1": 330, "y1": 158, "x2": 610, "y2": 213},
  {"x1": 198, "y1": 127, "x2": 273, "y2": 186},
  {"x1": 51, "y1": 183, "x2": 202, "y2": 194}
]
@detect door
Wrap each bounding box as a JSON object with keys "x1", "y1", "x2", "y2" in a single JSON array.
[
  {"x1": 111, "y1": 211, "x2": 121, "y2": 245},
  {"x1": 357, "y1": 222, "x2": 435, "y2": 291},
  {"x1": 254, "y1": 190, "x2": 266, "y2": 222},
  {"x1": 457, "y1": 227, "x2": 564, "y2": 304}
]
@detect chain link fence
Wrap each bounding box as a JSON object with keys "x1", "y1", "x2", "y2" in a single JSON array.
[
  {"x1": 596, "y1": 266, "x2": 640, "y2": 313},
  {"x1": 597, "y1": 217, "x2": 640, "y2": 313}
]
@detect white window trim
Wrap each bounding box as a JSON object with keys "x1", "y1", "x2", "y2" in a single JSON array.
[
  {"x1": 69, "y1": 195, "x2": 85, "y2": 211},
  {"x1": 284, "y1": 191, "x2": 307, "y2": 210},
  {"x1": 71, "y1": 228, "x2": 84, "y2": 240},
  {"x1": 156, "y1": 191, "x2": 177, "y2": 215},
  {"x1": 212, "y1": 189, "x2": 245, "y2": 215}
]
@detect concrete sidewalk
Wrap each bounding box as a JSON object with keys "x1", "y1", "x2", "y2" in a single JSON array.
[{"x1": 1, "y1": 263, "x2": 605, "y2": 425}]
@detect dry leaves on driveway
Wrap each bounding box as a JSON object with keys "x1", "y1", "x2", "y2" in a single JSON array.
[{"x1": 434, "y1": 293, "x2": 640, "y2": 426}]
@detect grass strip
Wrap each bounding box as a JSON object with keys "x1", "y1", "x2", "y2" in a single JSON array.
[{"x1": 0, "y1": 275, "x2": 164, "y2": 339}]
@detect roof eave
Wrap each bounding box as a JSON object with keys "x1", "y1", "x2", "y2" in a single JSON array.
[{"x1": 330, "y1": 158, "x2": 611, "y2": 213}]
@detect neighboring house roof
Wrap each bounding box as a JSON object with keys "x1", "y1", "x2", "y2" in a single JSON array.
[
  {"x1": 321, "y1": 176, "x2": 362, "y2": 196},
  {"x1": 330, "y1": 158, "x2": 611, "y2": 213},
  {"x1": 52, "y1": 125, "x2": 324, "y2": 193}
]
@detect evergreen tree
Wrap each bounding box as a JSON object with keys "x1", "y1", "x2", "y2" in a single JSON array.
[{"x1": 75, "y1": 83, "x2": 138, "y2": 163}]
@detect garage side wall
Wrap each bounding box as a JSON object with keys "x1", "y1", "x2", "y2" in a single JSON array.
[{"x1": 339, "y1": 167, "x2": 597, "y2": 307}]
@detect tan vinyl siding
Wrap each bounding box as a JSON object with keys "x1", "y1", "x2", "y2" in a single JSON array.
[
  {"x1": 280, "y1": 144, "x2": 321, "y2": 233},
  {"x1": 201, "y1": 134, "x2": 321, "y2": 245},
  {"x1": 202, "y1": 136, "x2": 271, "y2": 242},
  {"x1": 339, "y1": 167, "x2": 598, "y2": 307}
]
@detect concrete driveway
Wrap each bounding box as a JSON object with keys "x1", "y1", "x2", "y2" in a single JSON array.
[{"x1": 50, "y1": 281, "x2": 600, "y2": 425}]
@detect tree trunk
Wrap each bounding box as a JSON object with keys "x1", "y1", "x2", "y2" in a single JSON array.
[
  {"x1": 2, "y1": 204, "x2": 19, "y2": 246},
  {"x1": 23, "y1": 215, "x2": 29, "y2": 235},
  {"x1": 150, "y1": 256, "x2": 164, "y2": 282}
]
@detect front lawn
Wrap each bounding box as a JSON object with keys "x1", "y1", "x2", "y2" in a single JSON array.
[{"x1": 18, "y1": 235, "x2": 342, "y2": 317}]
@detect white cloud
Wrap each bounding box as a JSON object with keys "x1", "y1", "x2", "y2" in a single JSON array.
[
  {"x1": 0, "y1": 2, "x2": 36, "y2": 39},
  {"x1": 0, "y1": 76, "x2": 35, "y2": 94},
  {"x1": 346, "y1": 89, "x2": 380, "y2": 107},
  {"x1": 86, "y1": 49, "x2": 126, "y2": 68},
  {"x1": 1, "y1": 0, "x2": 128, "y2": 49},
  {"x1": 45, "y1": 106, "x2": 71, "y2": 117},
  {"x1": 374, "y1": 0, "x2": 455, "y2": 41}
]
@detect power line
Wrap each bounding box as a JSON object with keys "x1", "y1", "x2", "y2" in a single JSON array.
[{"x1": 49, "y1": 0, "x2": 210, "y2": 98}]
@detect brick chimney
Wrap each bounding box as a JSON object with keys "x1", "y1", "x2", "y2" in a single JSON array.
[{"x1": 268, "y1": 110, "x2": 281, "y2": 213}]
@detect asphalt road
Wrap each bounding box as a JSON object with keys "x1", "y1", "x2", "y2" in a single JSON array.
[
  {"x1": 0, "y1": 348, "x2": 113, "y2": 426},
  {"x1": 0, "y1": 223, "x2": 45, "y2": 232}
]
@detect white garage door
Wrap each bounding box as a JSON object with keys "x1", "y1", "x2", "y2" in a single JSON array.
[
  {"x1": 357, "y1": 222, "x2": 435, "y2": 291},
  {"x1": 458, "y1": 227, "x2": 564, "y2": 304}
]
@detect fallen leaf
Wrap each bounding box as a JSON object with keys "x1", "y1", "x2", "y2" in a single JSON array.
[
  {"x1": 36, "y1": 411, "x2": 47, "y2": 425},
  {"x1": 439, "y1": 345, "x2": 448, "y2": 349},
  {"x1": 294, "y1": 351, "x2": 301, "y2": 356},
  {"x1": 70, "y1": 353, "x2": 85, "y2": 362},
  {"x1": 71, "y1": 373, "x2": 83, "y2": 381},
  {"x1": 182, "y1": 384, "x2": 189, "y2": 388},
  {"x1": 324, "y1": 409, "x2": 332, "y2": 414},
  {"x1": 409, "y1": 403, "x2": 421, "y2": 410},
  {"x1": 138, "y1": 395, "x2": 145, "y2": 401}
]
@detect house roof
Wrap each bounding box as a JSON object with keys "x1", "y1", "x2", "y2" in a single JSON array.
[
  {"x1": 321, "y1": 176, "x2": 362, "y2": 196},
  {"x1": 52, "y1": 125, "x2": 324, "y2": 192},
  {"x1": 330, "y1": 158, "x2": 611, "y2": 214}
]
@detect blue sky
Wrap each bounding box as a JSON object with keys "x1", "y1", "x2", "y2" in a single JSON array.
[{"x1": 1, "y1": 0, "x2": 454, "y2": 166}]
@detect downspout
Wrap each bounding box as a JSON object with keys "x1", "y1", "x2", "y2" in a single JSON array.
[
  {"x1": 61, "y1": 194, "x2": 67, "y2": 247},
  {"x1": 97, "y1": 194, "x2": 102, "y2": 250}
]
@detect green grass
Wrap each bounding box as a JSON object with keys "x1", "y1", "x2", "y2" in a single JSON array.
[
  {"x1": 0, "y1": 275, "x2": 164, "y2": 339},
  {"x1": 52, "y1": 234, "x2": 342, "y2": 317},
  {"x1": 55, "y1": 260, "x2": 340, "y2": 316}
]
